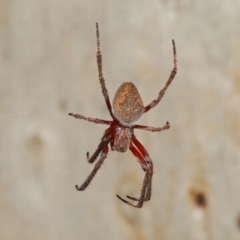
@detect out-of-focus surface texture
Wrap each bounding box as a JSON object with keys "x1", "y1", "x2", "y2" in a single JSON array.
[{"x1": 1, "y1": 0, "x2": 240, "y2": 239}]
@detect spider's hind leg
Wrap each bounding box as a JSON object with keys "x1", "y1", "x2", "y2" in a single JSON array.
[
  {"x1": 76, "y1": 145, "x2": 109, "y2": 191},
  {"x1": 116, "y1": 136, "x2": 153, "y2": 208},
  {"x1": 86, "y1": 135, "x2": 110, "y2": 164},
  {"x1": 86, "y1": 152, "x2": 90, "y2": 161},
  {"x1": 116, "y1": 160, "x2": 153, "y2": 208}
]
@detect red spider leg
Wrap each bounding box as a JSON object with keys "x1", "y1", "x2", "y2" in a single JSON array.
[
  {"x1": 76, "y1": 145, "x2": 109, "y2": 191},
  {"x1": 132, "y1": 135, "x2": 151, "y2": 166},
  {"x1": 128, "y1": 145, "x2": 151, "y2": 200},
  {"x1": 144, "y1": 40, "x2": 177, "y2": 113},
  {"x1": 87, "y1": 134, "x2": 111, "y2": 164},
  {"x1": 129, "y1": 145, "x2": 147, "y2": 171},
  {"x1": 127, "y1": 136, "x2": 153, "y2": 202},
  {"x1": 69, "y1": 113, "x2": 111, "y2": 125},
  {"x1": 96, "y1": 23, "x2": 114, "y2": 119},
  {"x1": 135, "y1": 121, "x2": 170, "y2": 132},
  {"x1": 116, "y1": 137, "x2": 153, "y2": 208}
]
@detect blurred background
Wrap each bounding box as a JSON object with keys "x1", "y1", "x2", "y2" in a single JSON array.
[{"x1": 0, "y1": 0, "x2": 240, "y2": 239}]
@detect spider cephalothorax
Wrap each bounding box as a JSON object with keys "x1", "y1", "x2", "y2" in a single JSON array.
[
  {"x1": 112, "y1": 126, "x2": 132, "y2": 152},
  {"x1": 69, "y1": 23, "x2": 177, "y2": 208}
]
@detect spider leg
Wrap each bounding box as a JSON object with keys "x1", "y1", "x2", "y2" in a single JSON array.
[
  {"x1": 144, "y1": 40, "x2": 177, "y2": 113},
  {"x1": 135, "y1": 121, "x2": 170, "y2": 132},
  {"x1": 116, "y1": 161, "x2": 152, "y2": 208},
  {"x1": 126, "y1": 169, "x2": 152, "y2": 202},
  {"x1": 86, "y1": 152, "x2": 90, "y2": 161},
  {"x1": 87, "y1": 134, "x2": 111, "y2": 164},
  {"x1": 69, "y1": 113, "x2": 111, "y2": 125},
  {"x1": 127, "y1": 145, "x2": 151, "y2": 201},
  {"x1": 128, "y1": 136, "x2": 153, "y2": 202},
  {"x1": 76, "y1": 145, "x2": 109, "y2": 191},
  {"x1": 116, "y1": 137, "x2": 153, "y2": 208},
  {"x1": 96, "y1": 23, "x2": 114, "y2": 119},
  {"x1": 131, "y1": 136, "x2": 153, "y2": 202}
]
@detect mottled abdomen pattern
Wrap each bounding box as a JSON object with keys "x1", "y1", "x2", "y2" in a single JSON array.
[{"x1": 112, "y1": 82, "x2": 144, "y2": 125}]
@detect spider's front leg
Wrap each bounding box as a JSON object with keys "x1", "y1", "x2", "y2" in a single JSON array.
[
  {"x1": 116, "y1": 136, "x2": 153, "y2": 208},
  {"x1": 95, "y1": 23, "x2": 114, "y2": 119},
  {"x1": 144, "y1": 39, "x2": 177, "y2": 113}
]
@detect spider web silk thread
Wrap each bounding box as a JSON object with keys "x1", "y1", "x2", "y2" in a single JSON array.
[{"x1": 0, "y1": 111, "x2": 33, "y2": 119}]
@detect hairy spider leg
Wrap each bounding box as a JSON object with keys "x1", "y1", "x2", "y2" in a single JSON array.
[
  {"x1": 69, "y1": 113, "x2": 111, "y2": 125},
  {"x1": 87, "y1": 134, "x2": 111, "y2": 164},
  {"x1": 76, "y1": 145, "x2": 109, "y2": 191},
  {"x1": 130, "y1": 136, "x2": 153, "y2": 202},
  {"x1": 129, "y1": 145, "x2": 148, "y2": 172},
  {"x1": 134, "y1": 121, "x2": 170, "y2": 132},
  {"x1": 68, "y1": 112, "x2": 111, "y2": 163},
  {"x1": 128, "y1": 145, "x2": 151, "y2": 201},
  {"x1": 117, "y1": 161, "x2": 153, "y2": 208},
  {"x1": 116, "y1": 136, "x2": 153, "y2": 208},
  {"x1": 144, "y1": 39, "x2": 177, "y2": 113},
  {"x1": 96, "y1": 23, "x2": 114, "y2": 119}
]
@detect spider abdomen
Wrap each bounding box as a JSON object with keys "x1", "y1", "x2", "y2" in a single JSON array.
[{"x1": 112, "y1": 82, "x2": 144, "y2": 126}]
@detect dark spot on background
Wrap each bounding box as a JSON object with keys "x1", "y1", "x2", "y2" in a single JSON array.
[
  {"x1": 189, "y1": 188, "x2": 207, "y2": 208},
  {"x1": 59, "y1": 99, "x2": 67, "y2": 111},
  {"x1": 27, "y1": 134, "x2": 44, "y2": 173}
]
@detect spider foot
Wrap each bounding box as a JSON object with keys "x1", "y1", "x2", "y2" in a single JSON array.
[
  {"x1": 86, "y1": 152, "x2": 90, "y2": 161},
  {"x1": 116, "y1": 194, "x2": 143, "y2": 208},
  {"x1": 75, "y1": 184, "x2": 84, "y2": 191},
  {"x1": 164, "y1": 121, "x2": 170, "y2": 129}
]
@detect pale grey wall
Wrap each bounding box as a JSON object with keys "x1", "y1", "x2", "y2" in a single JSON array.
[{"x1": 1, "y1": 0, "x2": 240, "y2": 239}]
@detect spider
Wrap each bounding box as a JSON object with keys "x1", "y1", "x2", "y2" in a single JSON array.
[{"x1": 69, "y1": 23, "x2": 177, "y2": 208}]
